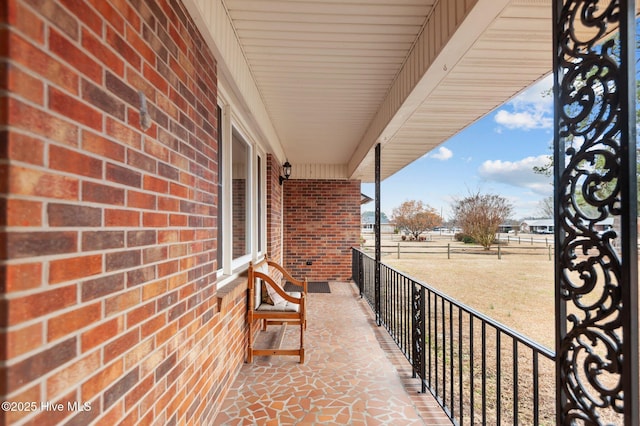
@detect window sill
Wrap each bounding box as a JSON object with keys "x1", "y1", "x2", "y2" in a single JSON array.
[{"x1": 216, "y1": 273, "x2": 248, "y2": 316}]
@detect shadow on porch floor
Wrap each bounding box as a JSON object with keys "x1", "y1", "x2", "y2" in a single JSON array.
[{"x1": 213, "y1": 282, "x2": 451, "y2": 425}]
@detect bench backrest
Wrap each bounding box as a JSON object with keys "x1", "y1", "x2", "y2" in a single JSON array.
[
  {"x1": 249, "y1": 259, "x2": 285, "y2": 307},
  {"x1": 251, "y1": 260, "x2": 268, "y2": 308}
]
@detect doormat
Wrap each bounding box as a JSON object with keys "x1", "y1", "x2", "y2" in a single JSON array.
[{"x1": 284, "y1": 281, "x2": 331, "y2": 294}]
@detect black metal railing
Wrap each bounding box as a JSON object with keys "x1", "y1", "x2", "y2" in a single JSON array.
[{"x1": 352, "y1": 248, "x2": 556, "y2": 425}]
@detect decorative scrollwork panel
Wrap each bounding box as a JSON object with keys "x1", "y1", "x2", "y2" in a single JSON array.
[
  {"x1": 555, "y1": 0, "x2": 636, "y2": 424},
  {"x1": 412, "y1": 283, "x2": 425, "y2": 388}
]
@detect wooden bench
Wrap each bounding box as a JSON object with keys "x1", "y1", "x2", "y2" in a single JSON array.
[{"x1": 247, "y1": 257, "x2": 307, "y2": 363}]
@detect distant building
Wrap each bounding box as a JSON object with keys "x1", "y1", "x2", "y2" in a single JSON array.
[
  {"x1": 361, "y1": 193, "x2": 374, "y2": 205},
  {"x1": 521, "y1": 219, "x2": 555, "y2": 234},
  {"x1": 520, "y1": 217, "x2": 614, "y2": 234},
  {"x1": 497, "y1": 224, "x2": 517, "y2": 233},
  {"x1": 361, "y1": 194, "x2": 395, "y2": 233},
  {"x1": 361, "y1": 220, "x2": 396, "y2": 234}
]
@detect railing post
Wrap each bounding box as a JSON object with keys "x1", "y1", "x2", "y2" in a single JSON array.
[
  {"x1": 351, "y1": 248, "x2": 356, "y2": 287},
  {"x1": 358, "y1": 250, "x2": 364, "y2": 297},
  {"x1": 374, "y1": 143, "x2": 381, "y2": 326}
]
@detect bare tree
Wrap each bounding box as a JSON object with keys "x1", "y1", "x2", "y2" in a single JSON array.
[
  {"x1": 391, "y1": 200, "x2": 442, "y2": 240},
  {"x1": 451, "y1": 192, "x2": 514, "y2": 250},
  {"x1": 537, "y1": 196, "x2": 554, "y2": 217}
]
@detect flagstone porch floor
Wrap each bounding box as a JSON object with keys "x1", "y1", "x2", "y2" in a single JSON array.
[{"x1": 213, "y1": 282, "x2": 452, "y2": 425}]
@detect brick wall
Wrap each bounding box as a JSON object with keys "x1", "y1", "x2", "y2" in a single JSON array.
[
  {"x1": 0, "y1": 1, "x2": 245, "y2": 424},
  {"x1": 231, "y1": 178, "x2": 246, "y2": 258},
  {"x1": 266, "y1": 154, "x2": 283, "y2": 263},
  {"x1": 283, "y1": 180, "x2": 360, "y2": 281}
]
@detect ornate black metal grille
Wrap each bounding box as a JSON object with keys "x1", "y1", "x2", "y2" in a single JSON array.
[
  {"x1": 554, "y1": 1, "x2": 638, "y2": 424},
  {"x1": 412, "y1": 283, "x2": 426, "y2": 393}
]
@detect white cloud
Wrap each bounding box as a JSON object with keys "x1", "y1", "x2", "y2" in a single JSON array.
[
  {"x1": 503, "y1": 194, "x2": 547, "y2": 220},
  {"x1": 429, "y1": 146, "x2": 453, "y2": 161},
  {"x1": 494, "y1": 110, "x2": 552, "y2": 130},
  {"x1": 509, "y1": 75, "x2": 554, "y2": 110},
  {"x1": 478, "y1": 155, "x2": 552, "y2": 195},
  {"x1": 494, "y1": 74, "x2": 553, "y2": 131}
]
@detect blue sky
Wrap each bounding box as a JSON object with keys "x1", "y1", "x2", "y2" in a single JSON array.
[{"x1": 362, "y1": 74, "x2": 555, "y2": 221}]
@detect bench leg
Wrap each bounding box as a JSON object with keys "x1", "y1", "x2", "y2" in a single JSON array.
[
  {"x1": 247, "y1": 314, "x2": 254, "y2": 363},
  {"x1": 299, "y1": 321, "x2": 305, "y2": 363},
  {"x1": 248, "y1": 316, "x2": 305, "y2": 363}
]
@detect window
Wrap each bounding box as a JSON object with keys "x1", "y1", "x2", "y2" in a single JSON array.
[
  {"x1": 232, "y1": 130, "x2": 250, "y2": 260},
  {"x1": 216, "y1": 94, "x2": 267, "y2": 282}
]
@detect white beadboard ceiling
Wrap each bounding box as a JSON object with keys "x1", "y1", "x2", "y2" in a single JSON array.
[
  {"x1": 223, "y1": 0, "x2": 437, "y2": 175},
  {"x1": 219, "y1": 0, "x2": 633, "y2": 182}
]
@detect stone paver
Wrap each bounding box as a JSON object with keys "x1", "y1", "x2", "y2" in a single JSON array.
[{"x1": 214, "y1": 282, "x2": 452, "y2": 425}]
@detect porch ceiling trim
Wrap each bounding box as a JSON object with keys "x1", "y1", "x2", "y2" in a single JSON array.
[
  {"x1": 349, "y1": 0, "x2": 510, "y2": 181},
  {"x1": 352, "y1": 0, "x2": 552, "y2": 182}
]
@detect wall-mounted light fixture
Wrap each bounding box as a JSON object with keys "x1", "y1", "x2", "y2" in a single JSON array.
[{"x1": 279, "y1": 161, "x2": 292, "y2": 185}]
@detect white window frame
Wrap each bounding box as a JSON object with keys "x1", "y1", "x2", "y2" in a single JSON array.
[
  {"x1": 254, "y1": 148, "x2": 266, "y2": 258},
  {"x1": 229, "y1": 126, "x2": 253, "y2": 269},
  {"x1": 216, "y1": 87, "x2": 268, "y2": 287}
]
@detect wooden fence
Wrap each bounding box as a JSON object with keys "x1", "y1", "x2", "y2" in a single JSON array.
[{"x1": 360, "y1": 239, "x2": 554, "y2": 260}]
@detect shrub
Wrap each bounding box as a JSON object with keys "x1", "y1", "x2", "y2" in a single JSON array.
[{"x1": 455, "y1": 233, "x2": 475, "y2": 244}]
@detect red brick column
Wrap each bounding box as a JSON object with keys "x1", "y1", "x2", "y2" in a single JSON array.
[
  {"x1": 283, "y1": 180, "x2": 360, "y2": 281},
  {"x1": 0, "y1": 1, "x2": 244, "y2": 424},
  {"x1": 266, "y1": 154, "x2": 283, "y2": 263}
]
